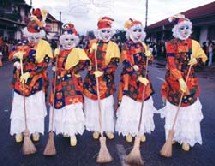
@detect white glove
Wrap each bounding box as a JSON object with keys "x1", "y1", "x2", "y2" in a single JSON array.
[
  {"x1": 145, "y1": 50, "x2": 151, "y2": 57},
  {"x1": 188, "y1": 58, "x2": 198, "y2": 66},
  {"x1": 179, "y1": 78, "x2": 187, "y2": 93},
  {"x1": 14, "y1": 51, "x2": 24, "y2": 60},
  {"x1": 52, "y1": 66, "x2": 56, "y2": 71},
  {"x1": 13, "y1": 61, "x2": 21, "y2": 69},
  {"x1": 94, "y1": 71, "x2": 103, "y2": 78},
  {"x1": 138, "y1": 77, "x2": 149, "y2": 85},
  {"x1": 133, "y1": 65, "x2": 139, "y2": 71}
]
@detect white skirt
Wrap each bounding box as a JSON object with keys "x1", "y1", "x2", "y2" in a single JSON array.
[
  {"x1": 48, "y1": 102, "x2": 85, "y2": 137},
  {"x1": 84, "y1": 95, "x2": 115, "y2": 132},
  {"x1": 115, "y1": 95, "x2": 156, "y2": 137},
  {"x1": 160, "y1": 99, "x2": 203, "y2": 147},
  {"x1": 10, "y1": 91, "x2": 47, "y2": 135}
]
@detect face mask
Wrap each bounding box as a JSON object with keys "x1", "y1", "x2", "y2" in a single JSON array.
[
  {"x1": 129, "y1": 25, "x2": 144, "y2": 43},
  {"x1": 62, "y1": 36, "x2": 75, "y2": 49},
  {"x1": 178, "y1": 24, "x2": 191, "y2": 40},
  {"x1": 100, "y1": 29, "x2": 111, "y2": 42},
  {"x1": 28, "y1": 36, "x2": 41, "y2": 44}
]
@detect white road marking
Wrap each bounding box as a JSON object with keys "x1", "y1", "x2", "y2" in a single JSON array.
[
  {"x1": 115, "y1": 144, "x2": 129, "y2": 166},
  {"x1": 156, "y1": 77, "x2": 165, "y2": 82}
]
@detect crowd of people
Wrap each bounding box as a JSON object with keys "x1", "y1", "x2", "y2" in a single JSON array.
[{"x1": 5, "y1": 7, "x2": 208, "y2": 164}]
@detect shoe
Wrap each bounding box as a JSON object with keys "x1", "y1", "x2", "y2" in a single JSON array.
[
  {"x1": 126, "y1": 134, "x2": 132, "y2": 143},
  {"x1": 15, "y1": 133, "x2": 23, "y2": 143},
  {"x1": 32, "y1": 132, "x2": 40, "y2": 142},
  {"x1": 93, "y1": 131, "x2": 100, "y2": 139},
  {"x1": 140, "y1": 135, "x2": 146, "y2": 143},
  {"x1": 106, "y1": 132, "x2": 114, "y2": 139},
  {"x1": 182, "y1": 143, "x2": 190, "y2": 151},
  {"x1": 70, "y1": 136, "x2": 77, "y2": 146}
]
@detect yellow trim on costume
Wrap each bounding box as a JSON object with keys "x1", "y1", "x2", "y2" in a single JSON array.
[
  {"x1": 192, "y1": 40, "x2": 208, "y2": 63},
  {"x1": 105, "y1": 41, "x2": 120, "y2": 65},
  {"x1": 35, "y1": 39, "x2": 53, "y2": 63},
  {"x1": 65, "y1": 48, "x2": 89, "y2": 70}
]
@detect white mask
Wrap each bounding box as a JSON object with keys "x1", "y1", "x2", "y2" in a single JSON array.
[
  {"x1": 28, "y1": 36, "x2": 41, "y2": 44},
  {"x1": 60, "y1": 34, "x2": 78, "y2": 50},
  {"x1": 172, "y1": 21, "x2": 192, "y2": 40},
  {"x1": 98, "y1": 29, "x2": 112, "y2": 42},
  {"x1": 129, "y1": 24, "x2": 145, "y2": 43},
  {"x1": 178, "y1": 24, "x2": 191, "y2": 40}
]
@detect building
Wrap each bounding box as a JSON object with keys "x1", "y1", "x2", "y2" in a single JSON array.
[
  {"x1": 146, "y1": 2, "x2": 215, "y2": 45},
  {"x1": 0, "y1": 0, "x2": 31, "y2": 41},
  {"x1": 0, "y1": 0, "x2": 62, "y2": 42}
]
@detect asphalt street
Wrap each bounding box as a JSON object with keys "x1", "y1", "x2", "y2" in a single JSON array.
[{"x1": 0, "y1": 60, "x2": 215, "y2": 166}]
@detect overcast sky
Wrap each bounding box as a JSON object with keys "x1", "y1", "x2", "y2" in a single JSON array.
[{"x1": 24, "y1": 0, "x2": 214, "y2": 35}]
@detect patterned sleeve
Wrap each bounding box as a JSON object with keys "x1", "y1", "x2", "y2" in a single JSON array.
[
  {"x1": 103, "y1": 57, "x2": 120, "y2": 74},
  {"x1": 28, "y1": 55, "x2": 50, "y2": 77},
  {"x1": 121, "y1": 49, "x2": 135, "y2": 75}
]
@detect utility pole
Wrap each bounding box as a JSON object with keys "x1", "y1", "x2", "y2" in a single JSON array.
[
  {"x1": 59, "y1": 11, "x2": 62, "y2": 35},
  {"x1": 145, "y1": 0, "x2": 148, "y2": 29}
]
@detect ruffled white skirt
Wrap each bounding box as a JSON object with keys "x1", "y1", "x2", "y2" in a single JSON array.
[
  {"x1": 115, "y1": 95, "x2": 156, "y2": 137},
  {"x1": 49, "y1": 102, "x2": 85, "y2": 137},
  {"x1": 84, "y1": 95, "x2": 115, "y2": 132},
  {"x1": 160, "y1": 99, "x2": 203, "y2": 147},
  {"x1": 10, "y1": 91, "x2": 47, "y2": 135}
]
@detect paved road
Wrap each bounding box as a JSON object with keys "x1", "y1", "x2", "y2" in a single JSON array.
[{"x1": 0, "y1": 61, "x2": 215, "y2": 166}]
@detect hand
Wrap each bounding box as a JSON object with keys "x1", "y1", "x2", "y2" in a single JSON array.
[
  {"x1": 133, "y1": 65, "x2": 139, "y2": 71},
  {"x1": 90, "y1": 43, "x2": 98, "y2": 54},
  {"x1": 14, "y1": 51, "x2": 24, "y2": 60},
  {"x1": 93, "y1": 71, "x2": 103, "y2": 78},
  {"x1": 20, "y1": 72, "x2": 31, "y2": 83},
  {"x1": 74, "y1": 73, "x2": 81, "y2": 78},
  {"x1": 188, "y1": 58, "x2": 197, "y2": 66},
  {"x1": 179, "y1": 78, "x2": 187, "y2": 93},
  {"x1": 52, "y1": 66, "x2": 56, "y2": 71},
  {"x1": 138, "y1": 77, "x2": 149, "y2": 85},
  {"x1": 54, "y1": 48, "x2": 60, "y2": 56},
  {"x1": 13, "y1": 61, "x2": 21, "y2": 69},
  {"x1": 91, "y1": 43, "x2": 98, "y2": 50},
  {"x1": 145, "y1": 50, "x2": 151, "y2": 57}
]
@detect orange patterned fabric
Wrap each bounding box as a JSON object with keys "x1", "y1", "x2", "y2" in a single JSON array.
[
  {"x1": 84, "y1": 40, "x2": 120, "y2": 100},
  {"x1": 164, "y1": 38, "x2": 201, "y2": 107},
  {"x1": 118, "y1": 40, "x2": 154, "y2": 103},
  {"x1": 49, "y1": 49, "x2": 90, "y2": 109}
]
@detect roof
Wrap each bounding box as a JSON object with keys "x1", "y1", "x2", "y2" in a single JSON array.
[{"x1": 147, "y1": 1, "x2": 215, "y2": 30}]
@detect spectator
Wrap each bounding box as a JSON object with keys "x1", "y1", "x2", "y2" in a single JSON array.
[{"x1": 208, "y1": 41, "x2": 214, "y2": 66}]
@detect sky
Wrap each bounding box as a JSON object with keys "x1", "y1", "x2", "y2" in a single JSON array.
[{"x1": 24, "y1": 0, "x2": 215, "y2": 35}]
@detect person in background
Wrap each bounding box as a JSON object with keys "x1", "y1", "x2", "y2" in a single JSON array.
[
  {"x1": 0, "y1": 37, "x2": 4, "y2": 67},
  {"x1": 208, "y1": 41, "x2": 214, "y2": 66}
]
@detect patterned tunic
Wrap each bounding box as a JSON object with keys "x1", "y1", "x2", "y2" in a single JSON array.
[
  {"x1": 50, "y1": 48, "x2": 90, "y2": 109},
  {"x1": 11, "y1": 40, "x2": 52, "y2": 96},
  {"x1": 118, "y1": 40, "x2": 154, "y2": 102},
  {"x1": 84, "y1": 40, "x2": 120, "y2": 100},
  {"x1": 162, "y1": 38, "x2": 207, "y2": 107}
]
